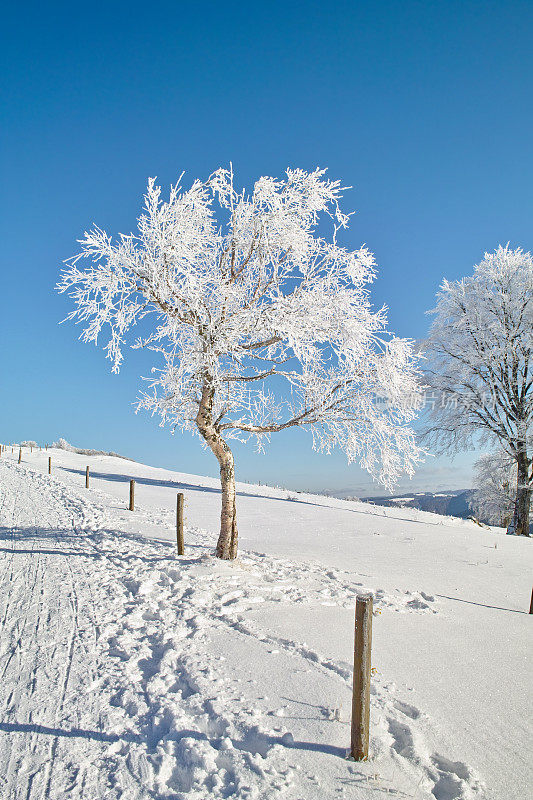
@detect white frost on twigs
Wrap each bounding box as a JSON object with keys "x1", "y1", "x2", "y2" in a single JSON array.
[
  {"x1": 422, "y1": 245, "x2": 533, "y2": 459},
  {"x1": 58, "y1": 167, "x2": 423, "y2": 488}
]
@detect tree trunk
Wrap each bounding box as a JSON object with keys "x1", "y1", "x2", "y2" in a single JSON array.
[
  {"x1": 507, "y1": 450, "x2": 531, "y2": 537},
  {"x1": 196, "y1": 381, "x2": 239, "y2": 559},
  {"x1": 214, "y1": 446, "x2": 239, "y2": 559}
]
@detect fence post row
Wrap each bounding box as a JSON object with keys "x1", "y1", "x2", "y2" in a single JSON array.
[{"x1": 351, "y1": 593, "x2": 373, "y2": 761}]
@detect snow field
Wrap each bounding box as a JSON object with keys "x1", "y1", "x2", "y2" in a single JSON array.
[{"x1": 0, "y1": 448, "x2": 531, "y2": 799}]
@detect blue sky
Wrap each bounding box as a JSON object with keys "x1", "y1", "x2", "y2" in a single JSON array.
[{"x1": 1, "y1": 0, "x2": 532, "y2": 494}]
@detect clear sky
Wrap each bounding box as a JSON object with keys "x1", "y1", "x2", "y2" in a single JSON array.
[{"x1": 1, "y1": 0, "x2": 532, "y2": 495}]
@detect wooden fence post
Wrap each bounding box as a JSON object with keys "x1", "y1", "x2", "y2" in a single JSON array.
[
  {"x1": 48, "y1": 457, "x2": 51, "y2": 475},
  {"x1": 18, "y1": 448, "x2": 22, "y2": 464},
  {"x1": 529, "y1": 587, "x2": 533, "y2": 615},
  {"x1": 350, "y1": 593, "x2": 373, "y2": 761},
  {"x1": 86, "y1": 466, "x2": 90, "y2": 489},
  {"x1": 129, "y1": 480, "x2": 135, "y2": 511},
  {"x1": 176, "y1": 493, "x2": 185, "y2": 555}
]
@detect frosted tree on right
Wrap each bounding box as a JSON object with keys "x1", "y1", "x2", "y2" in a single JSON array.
[
  {"x1": 423, "y1": 246, "x2": 532, "y2": 536},
  {"x1": 469, "y1": 450, "x2": 517, "y2": 528}
]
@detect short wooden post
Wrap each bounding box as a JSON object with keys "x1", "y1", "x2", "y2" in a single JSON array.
[
  {"x1": 529, "y1": 587, "x2": 533, "y2": 615},
  {"x1": 18, "y1": 448, "x2": 22, "y2": 464},
  {"x1": 86, "y1": 466, "x2": 90, "y2": 489},
  {"x1": 176, "y1": 493, "x2": 185, "y2": 555},
  {"x1": 350, "y1": 593, "x2": 373, "y2": 761},
  {"x1": 48, "y1": 457, "x2": 51, "y2": 475},
  {"x1": 129, "y1": 479, "x2": 135, "y2": 511},
  {"x1": 30, "y1": 445, "x2": 32, "y2": 453}
]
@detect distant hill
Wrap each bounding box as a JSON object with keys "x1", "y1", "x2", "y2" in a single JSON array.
[{"x1": 359, "y1": 489, "x2": 475, "y2": 520}]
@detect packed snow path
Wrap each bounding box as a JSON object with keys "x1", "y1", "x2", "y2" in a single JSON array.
[
  {"x1": 0, "y1": 462, "x2": 306, "y2": 799},
  {"x1": 0, "y1": 452, "x2": 530, "y2": 799}
]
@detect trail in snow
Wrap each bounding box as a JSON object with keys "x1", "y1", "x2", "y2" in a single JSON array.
[
  {"x1": 0, "y1": 457, "x2": 492, "y2": 798},
  {"x1": 0, "y1": 462, "x2": 111, "y2": 798}
]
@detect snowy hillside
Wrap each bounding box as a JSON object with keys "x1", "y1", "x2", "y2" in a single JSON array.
[{"x1": 0, "y1": 446, "x2": 531, "y2": 800}]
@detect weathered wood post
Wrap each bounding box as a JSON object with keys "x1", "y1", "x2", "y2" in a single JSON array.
[
  {"x1": 86, "y1": 466, "x2": 90, "y2": 489},
  {"x1": 48, "y1": 457, "x2": 51, "y2": 475},
  {"x1": 18, "y1": 448, "x2": 22, "y2": 464},
  {"x1": 176, "y1": 493, "x2": 185, "y2": 555},
  {"x1": 129, "y1": 480, "x2": 135, "y2": 511},
  {"x1": 30, "y1": 445, "x2": 32, "y2": 453},
  {"x1": 350, "y1": 593, "x2": 373, "y2": 761}
]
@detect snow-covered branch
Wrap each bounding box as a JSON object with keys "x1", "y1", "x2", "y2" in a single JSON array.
[
  {"x1": 422, "y1": 245, "x2": 533, "y2": 536},
  {"x1": 59, "y1": 167, "x2": 424, "y2": 556}
]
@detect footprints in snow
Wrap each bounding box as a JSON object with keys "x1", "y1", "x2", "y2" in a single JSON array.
[
  {"x1": 3, "y1": 462, "x2": 478, "y2": 800},
  {"x1": 387, "y1": 713, "x2": 483, "y2": 800}
]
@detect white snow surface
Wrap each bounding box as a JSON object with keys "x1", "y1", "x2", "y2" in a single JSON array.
[{"x1": 0, "y1": 447, "x2": 531, "y2": 800}]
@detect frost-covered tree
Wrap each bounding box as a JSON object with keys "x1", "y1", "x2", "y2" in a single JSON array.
[
  {"x1": 469, "y1": 451, "x2": 516, "y2": 527},
  {"x1": 58, "y1": 167, "x2": 422, "y2": 559},
  {"x1": 423, "y1": 246, "x2": 533, "y2": 536}
]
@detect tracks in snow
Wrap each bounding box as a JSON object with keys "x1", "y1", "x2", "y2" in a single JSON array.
[{"x1": 0, "y1": 460, "x2": 484, "y2": 799}]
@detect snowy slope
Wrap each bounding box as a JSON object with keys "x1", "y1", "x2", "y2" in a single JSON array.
[{"x1": 0, "y1": 447, "x2": 531, "y2": 800}]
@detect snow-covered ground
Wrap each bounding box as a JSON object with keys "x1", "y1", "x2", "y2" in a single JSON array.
[{"x1": 0, "y1": 447, "x2": 531, "y2": 799}]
